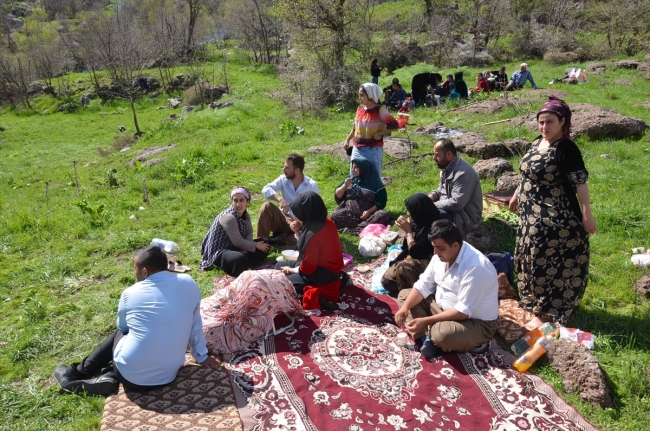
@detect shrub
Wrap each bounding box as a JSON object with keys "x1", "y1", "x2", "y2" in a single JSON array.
[{"x1": 111, "y1": 133, "x2": 137, "y2": 151}]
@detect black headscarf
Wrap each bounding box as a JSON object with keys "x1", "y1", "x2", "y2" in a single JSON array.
[
  {"x1": 290, "y1": 192, "x2": 328, "y2": 260},
  {"x1": 406, "y1": 192, "x2": 440, "y2": 240},
  {"x1": 391, "y1": 192, "x2": 438, "y2": 265}
]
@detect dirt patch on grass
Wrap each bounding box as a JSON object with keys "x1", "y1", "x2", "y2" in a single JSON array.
[
  {"x1": 307, "y1": 137, "x2": 418, "y2": 161},
  {"x1": 458, "y1": 97, "x2": 537, "y2": 114}
]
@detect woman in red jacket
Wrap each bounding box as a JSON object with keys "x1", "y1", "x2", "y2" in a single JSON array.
[
  {"x1": 470, "y1": 72, "x2": 490, "y2": 96},
  {"x1": 275, "y1": 192, "x2": 344, "y2": 311}
]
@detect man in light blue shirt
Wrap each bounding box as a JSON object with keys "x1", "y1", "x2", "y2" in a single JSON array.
[
  {"x1": 53, "y1": 246, "x2": 219, "y2": 395},
  {"x1": 257, "y1": 153, "x2": 319, "y2": 246},
  {"x1": 506, "y1": 63, "x2": 538, "y2": 90},
  {"x1": 395, "y1": 220, "x2": 498, "y2": 359}
]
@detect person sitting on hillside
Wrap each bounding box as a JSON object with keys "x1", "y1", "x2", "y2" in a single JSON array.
[
  {"x1": 505, "y1": 63, "x2": 538, "y2": 91},
  {"x1": 257, "y1": 153, "x2": 319, "y2": 246},
  {"x1": 385, "y1": 78, "x2": 407, "y2": 110},
  {"x1": 453, "y1": 71, "x2": 469, "y2": 99},
  {"x1": 275, "y1": 192, "x2": 345, "y2": 311},
  {"x1": 470, "y1": 72, "x2": 490, "y2": 96},
  {"x1": 439, "y1": 74, "x2": 454, "y2": 97},
  {"x1": 199, "y1": 186, "x2": 270, "y2": 276},
  {"x1": 395, "y1": 220, "x2": 499, "y2": 359},
  {"x1": 331, "y1": 156, "x2": 392, "y2": 235},
  {"x1": 428, "y1": 138, "x2": 483, "y2": 234},
  {"x1": 52, "y1": 246, "x2": 219, "y2": 396},
  {"x1": 494, "y1": 66, "x2": 508, "y2": 91},
  {"x1": 425, "y1": 80, "x2": 440, "y2": 107}
]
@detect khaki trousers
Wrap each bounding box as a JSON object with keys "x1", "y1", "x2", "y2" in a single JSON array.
[
  {"x1": 256, "y1": 202, "x2": 297, "y2": 246},
  {"x1": 397, "y1": 288, "x2": 497, "y2": 352}
]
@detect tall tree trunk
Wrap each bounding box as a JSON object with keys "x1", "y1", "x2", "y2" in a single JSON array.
[{"x1": 130, "y1": 94, "x2": 141, "y2": 135}]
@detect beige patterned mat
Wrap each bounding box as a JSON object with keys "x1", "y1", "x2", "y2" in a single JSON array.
[{"x1": 101, "y1": 362, "x2": 242, "y2": 431}]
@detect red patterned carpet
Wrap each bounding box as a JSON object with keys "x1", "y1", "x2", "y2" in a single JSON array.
[{"x1": 221, "y1": 263, "x2": 600, "y2": 431}]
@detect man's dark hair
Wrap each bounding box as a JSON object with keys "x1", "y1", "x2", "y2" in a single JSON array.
[
  {"x1": 136, "y1": 246, "x2": 169, "y2": 272},
  {"x1": 454, "y1": 71, "x2": 463, "y2": 80},
  {"x1": 392, "y1": 77, "x2": 400, "y2": 85},
  {"x1": 436, "y1": 138, "x2": 457, "y2": 156},
  {"x1": 428, "y1": 219, "x2": 463, "y2": 246},
  {"x1": 286, "y1": 153, "x2": 305, "y2": 172}
]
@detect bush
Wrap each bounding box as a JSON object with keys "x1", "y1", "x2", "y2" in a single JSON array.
[{"x1": 111, "y1": 133, "x2": 137, "y2": 151}]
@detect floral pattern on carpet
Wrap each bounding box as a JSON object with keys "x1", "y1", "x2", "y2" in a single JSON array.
[{"x1": 224, "y1": 281, "x2": 600, "y2": 431}]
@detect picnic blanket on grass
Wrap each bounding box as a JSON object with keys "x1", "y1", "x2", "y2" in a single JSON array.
[
  {"x1": 221, "y1": 263, "x2": 600, "y2": 431},
  {"x1": 101, "y1": 359, "x2": 241, "y2": 431}
]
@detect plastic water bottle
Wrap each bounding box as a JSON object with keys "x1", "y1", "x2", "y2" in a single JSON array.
[
  {"x1": 150, "y1": 238, "x2": 179, "y2": 253},
  {"x1": 512, "y1": 335, "x2": 554, "y2": 373},
  {"x1": 511, "y1": 322, "x2": 559, "y2": 356}
]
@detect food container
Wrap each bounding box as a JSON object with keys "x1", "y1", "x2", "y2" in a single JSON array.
[
  {"x1": 281, "y1": 250, "x2": 299, "y2": 261},
  {"x1": 396, "y1": 332, "x2": 408, "y2": 346}
]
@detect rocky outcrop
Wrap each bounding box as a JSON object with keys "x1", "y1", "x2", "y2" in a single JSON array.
[{"x1": 473, "y1": 158, "x2": 514, "y2": 179}]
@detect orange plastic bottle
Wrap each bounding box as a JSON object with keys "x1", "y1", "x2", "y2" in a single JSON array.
[
  {"x1": 511, "y1": 322, "x2": 559, "y2": 356},
  {"x1": 512, "y1": 335, "x2": 554, "y2": 373}
]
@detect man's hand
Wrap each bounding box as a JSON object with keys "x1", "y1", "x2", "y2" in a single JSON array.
[
  {"x1": 405, "y1": 318, "x2": 428, "y2": 335},
  {"x1": 278, "y1": 197, "x2": 290, "y2": 215},
  {"x1": 199, "y1": 355, "x2": 221, "y2": 370},
  {"x1": 395, "y1": 307, "x2": 409, "y2": 329}
]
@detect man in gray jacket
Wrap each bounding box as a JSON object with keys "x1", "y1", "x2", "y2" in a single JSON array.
[{"x1": 428, "y1": 139, "x2": 482, "y2": 234}]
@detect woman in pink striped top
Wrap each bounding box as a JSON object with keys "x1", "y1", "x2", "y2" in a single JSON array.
[{"x1": 343, "y1": 83, "x2": 399, "y2": 178}]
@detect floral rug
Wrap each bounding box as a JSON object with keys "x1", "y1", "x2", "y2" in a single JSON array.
[{"x1": 222, "y1": 275, "x2": 600, "y2": 431}]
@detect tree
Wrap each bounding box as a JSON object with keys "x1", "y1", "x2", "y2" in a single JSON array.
[
  {"x1": 0, "y1": 54, "x2": 34, "y2": 108},
  {"x1": 220, "y1": 0, "x2": 284, "y2": 64}
]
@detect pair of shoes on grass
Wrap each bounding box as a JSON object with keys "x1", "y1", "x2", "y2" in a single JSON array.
[{"x1": 52, "y1": 363, "x2": 118, "y2": 396}]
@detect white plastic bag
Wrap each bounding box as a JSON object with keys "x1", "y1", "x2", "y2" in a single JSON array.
[
  {"x1": 560, "y1": 327, "x2": 595, "y2": 349},
  {"x1": 358, "y1": 235, "x2": 386, "y2": 258}
]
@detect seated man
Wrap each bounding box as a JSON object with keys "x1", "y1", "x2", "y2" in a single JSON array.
[
  {"x1": 395, "y1": 220, "x2": 499, "y2": 358},
  {"x1": 505, "y1": 63, "x2": 538, "y2": 91},
  {"x1": 257, "y1": 153, "x2": 319, "y2": 246},
  {"x1": 52, "y1": 246, "x2": 219, "y2": 395},
  {"x1": 385, "y1": 78, "x2": 407, "y2": 110},
  {"x1": 494, "y1": 66, "x2": 508, "y2": 91},
  {"x1": 428, "y1": 138, "x2": 483, "y2": 234}
]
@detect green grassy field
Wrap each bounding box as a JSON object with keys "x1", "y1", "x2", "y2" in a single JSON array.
[{"x1": 1, "y1": 49, "x2": 650, "y2": 430}]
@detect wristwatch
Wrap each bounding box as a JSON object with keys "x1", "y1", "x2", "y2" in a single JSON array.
[{"x1": 406, "y1": 233, "x2": 413, "y2": 238}]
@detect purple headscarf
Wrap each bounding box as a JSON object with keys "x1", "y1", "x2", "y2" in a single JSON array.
[{"x1": 537, "y1": 96, "x2": 572, "y2": 138}]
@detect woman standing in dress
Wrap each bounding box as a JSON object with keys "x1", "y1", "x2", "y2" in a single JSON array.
[
  {"x1": 275, "y1": 192, "x2": 344, "y2": 311},
  {"x1": 343, "y1": 83, "x2": 398, "y2": 178},
  {"x1": 509, "y1": 97, "x2": 596, "y2": 329},
  {"x1": 331, "y1": 157, "x2": 392, "y2": 235},
  {"x1": 199, "y1": 186, "x2": 270, "y2": 276}
]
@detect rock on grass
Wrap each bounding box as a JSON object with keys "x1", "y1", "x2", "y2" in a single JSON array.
[{"x1": 546, "y1": 339, "x2": 612, "y2": 408}]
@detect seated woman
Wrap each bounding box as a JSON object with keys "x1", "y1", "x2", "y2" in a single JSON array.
[
  {"x1": 331, "y1": 156, "x2": 392, "y2": 235},
  {"x1": 470, "y1": 72, "x2": 490, "y2": 96},
  {"x1": 275, "y1": 192, "x2": 344, "y2": 311},
  {"x1": 381, "y1": 193, "x2": 439, "y2": 294},
  {"x1": 198, "y1": 185, "x2": 270, "y2": 276}
]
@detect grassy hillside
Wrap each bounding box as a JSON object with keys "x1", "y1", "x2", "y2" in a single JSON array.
[{"x1": 1, "y1": 51, "x2": 650, "y2": 430}]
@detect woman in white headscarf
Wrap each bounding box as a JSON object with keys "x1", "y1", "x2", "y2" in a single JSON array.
[{"x1": 343, "y1": 83, "x2": 398, "y2": 178}]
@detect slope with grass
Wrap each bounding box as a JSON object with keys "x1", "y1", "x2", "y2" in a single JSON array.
[{"x1": 1, "y1": 53, "x2": 649, "y2": 430}]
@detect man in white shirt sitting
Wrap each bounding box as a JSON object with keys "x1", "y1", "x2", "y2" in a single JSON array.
[
  {"x1": 257, "y1": 153, "x2": 319, "y2": 246},
  {"x1": 395, "y1": 220, "x2": 498, "y2": 359}
]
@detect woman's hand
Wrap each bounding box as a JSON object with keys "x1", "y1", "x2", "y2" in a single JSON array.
[
  {"x1": 343, "y1": 139, "x2": 350, "y2": 151},
  {"x1": 360, "y1": 206, "x2": 377, "y2": 220},
  {"x1": 344, "y1": 177, "x2": 353, "y2": 188},
  {"x1": 395, "y1": 215, "x2": 411, "y2": 232},
  {"x1": 282, "y1": 266, "x2": 298, "y2": 276},
  {"x1": 289, "y1": 220, "x2": 302, "y2": 235},
  {"x1": 256, "y1": 241, "x2": 270, "y2": 253},
  {"x1": 583, "y1": 211, "x2": 596, "y2": 234},
  {"x1": 508, "y1": 191, "x2": 518, "y2": 212}
]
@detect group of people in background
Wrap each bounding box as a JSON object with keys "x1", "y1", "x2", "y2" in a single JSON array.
[
  {"x1": 374, "y1": 61, "x2": 538, "y2": 109},
  {"x1": 52, "y1": 65, "x2": 593, "y2": 396}
]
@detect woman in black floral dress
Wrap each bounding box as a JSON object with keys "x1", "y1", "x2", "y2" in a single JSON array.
[
  {"x1": 331, "y1": 156, "x2": 392, "y2": 235},
  {"x1": 509, "y1": 97, "x2": 596, "y2": 329}
]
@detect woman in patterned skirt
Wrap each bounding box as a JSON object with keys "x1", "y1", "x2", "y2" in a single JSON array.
[
  {"x1": 331, "y1": 156, "x2": 392, "y2": 235},
  {"x1": 508, "y1": 97, "x2": 596, "y2": 330}
]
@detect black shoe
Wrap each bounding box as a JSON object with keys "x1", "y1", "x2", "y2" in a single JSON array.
[
  {"x1": 62, "y1": 373, "x2": 119, "y2": 396},
  {"x1": 53, "y1": 363, "x2": 86, "y2": 391},
  {"x1": 319, "y1": 295, "x2": 340, "y2": 311}
]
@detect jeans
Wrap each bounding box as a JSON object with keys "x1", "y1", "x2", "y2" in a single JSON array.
[
  {"x1": 437, "y1": 209, "x2": 455, "y2": 221},
  {"x1": 371, "y1": 76, "x2": 378, "y2": 85},
  {"x1": 350, "y1": 145, "x2": 383, "y2": 178}
]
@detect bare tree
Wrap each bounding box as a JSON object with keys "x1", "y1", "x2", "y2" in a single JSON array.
[{"x1": 0, "y1": 54, "x2": 34, "y2": 108}]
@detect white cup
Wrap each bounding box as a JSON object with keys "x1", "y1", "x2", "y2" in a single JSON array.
[{"x1": 396, "y1": 332, "x2": 408, "y2": 346}]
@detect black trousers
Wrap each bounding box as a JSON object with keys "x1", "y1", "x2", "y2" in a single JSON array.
[
  {"x1": 215, "y1": 246, "x2": 268, "y2": 277},
  {"x1": 76, "y1": 329, "x2": 165, "y2": 392},
  {"x1": 274, "y1": 260, "x2": 340, "y2": 295}
]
